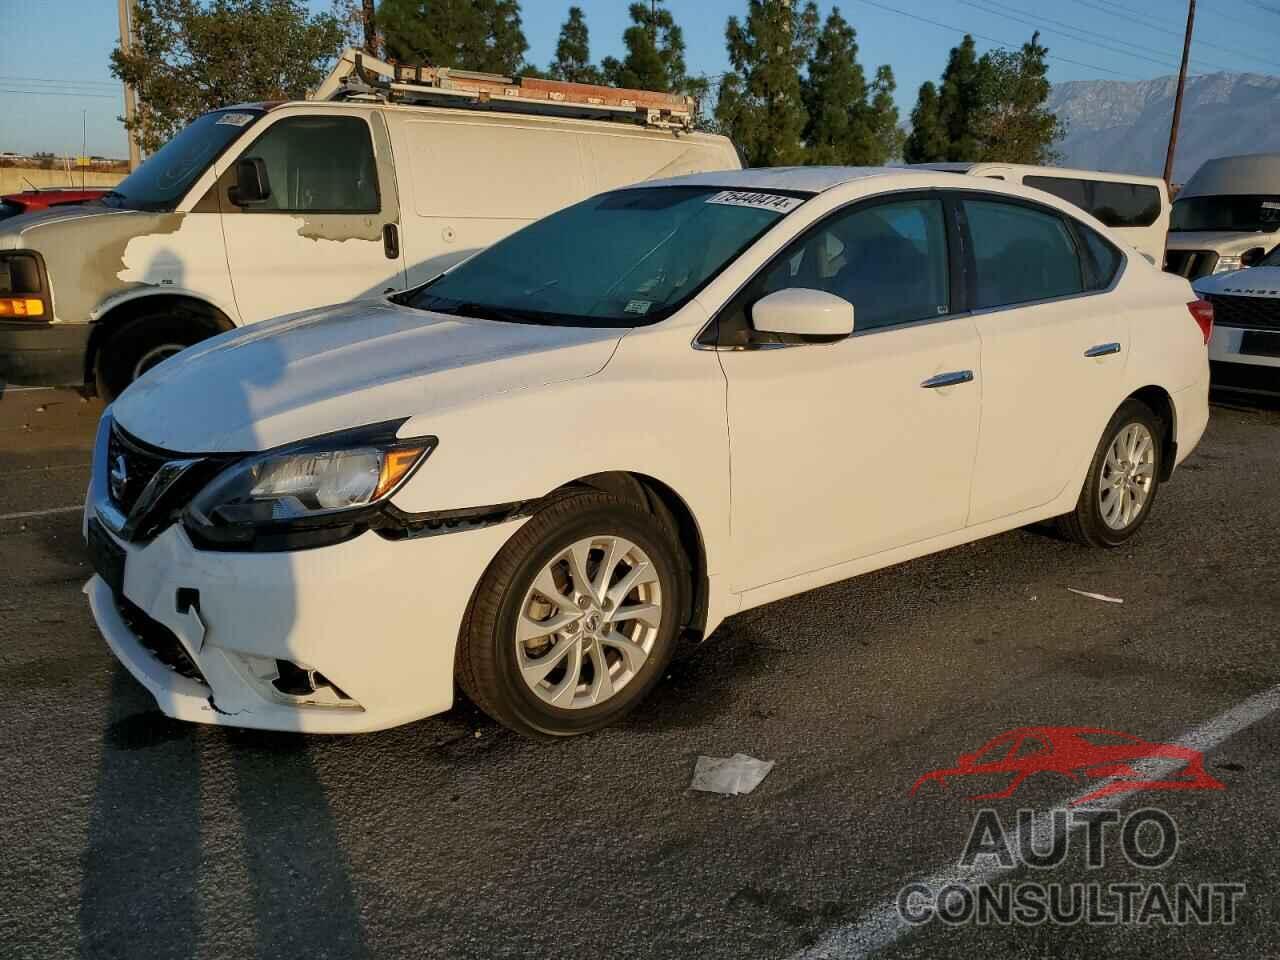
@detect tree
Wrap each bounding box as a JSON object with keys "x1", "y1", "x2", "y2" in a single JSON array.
[
  {"x1": 936, "y1": 34, "x2": 989, "y2": 162},
  {"x1": 110, "y1": 0, "x2": 346, "y2": 154},
  {"x1": 601, "y1": 3, "x2": 697, "y2": 95},
  {"x1": 549, "y1": 6, "x2": 602, "y2": 84},
  {"x1": 862, "y1": 65, "x2": 904, "y2": 164},
  {"x1": 378, "y1": 0, "x2": 529, "y2": 75},
  {"x1": 800, "y1": 8, "x2": 866, "y2": 165},
  {"x1": 903, "y1": 83, "x2": 945, "y2": 163},
  {"x1": 330, "y1": 0, "x2": 378, "y2": 54},
  {"x1": 716, "y1": 0, "x2": 820, "y2": 168},
  {"x1": 800, "y1": 8, "x2": 901, "y2": 166},
  {"x1": 976, "y1": 32, "x2": 1064, "y2": 164}
]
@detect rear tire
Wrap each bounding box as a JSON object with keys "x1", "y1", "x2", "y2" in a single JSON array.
[
  {"x1": 94, "y1": 308, "x2": 225, "y2": 401},
  {"x1": 1057, "y1": 398, "x2": 1163, "y2": 547},
  {"x1": 456, "y1": 490, "x2": 687, "y2": 738}
]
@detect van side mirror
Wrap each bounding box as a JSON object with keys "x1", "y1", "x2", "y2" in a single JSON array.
[
  {"x1": 229, "y1": 157, "x2": 271, "y2": 206},
  {"x1": 1241, "y1": 246, "x2": 1267, "y2": 268},
  {"x1": 751, "y1": 288, "x2": 855, "y2": 341}
]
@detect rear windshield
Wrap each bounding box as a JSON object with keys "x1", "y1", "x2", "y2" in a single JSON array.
[
  {"x1": 100, "y1": 108, "x2": 263, "y2": 212},
  {"x1": 404, "y1": 186, "x2": 805, "y2": 327},
  {"x1": 1171, "y1": 195, "x2": 1280, "y2": 233}
]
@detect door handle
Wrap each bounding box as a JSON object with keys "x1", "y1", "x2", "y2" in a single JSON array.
[
  {"x1": 920, "y1": 370, "x2": 974, "y2": 389},
  {"x1": 383, "y1": 222, "x2": 400, "y2": 260},
  {"x1": 1084, "y1": 342, "x2": 1121, "y2": 358}
]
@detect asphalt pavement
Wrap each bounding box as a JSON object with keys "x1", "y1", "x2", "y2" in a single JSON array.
[{"x1": 2, "y1": 383, "x2": 1278, "y2": 960}]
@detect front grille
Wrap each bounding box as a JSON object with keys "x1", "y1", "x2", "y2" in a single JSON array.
[
  {"x1": 107, "y1": 424, "x2": 171, "y2": 517},
  {"x1": 115, "y1": 592, "x2": 208, "y2": 686},
  {"x1": 1164, "y1": 249, "x2": 1220, "y2": 280},
  {"x1": 1204, "y1": 294, "x2": 1280, "y2": 331}
]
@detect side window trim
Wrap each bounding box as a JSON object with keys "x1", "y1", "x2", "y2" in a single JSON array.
[
  {"x1": 944, "y1": 188, "x2": 1125, "y2": 316},
  {"x1": 698, "y1": 188, "x2": 961, "y2": 349}
]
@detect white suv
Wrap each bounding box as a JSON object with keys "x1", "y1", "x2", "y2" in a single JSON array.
[{"x1": 84, "y1": 168, "x2": 1211, "y2": 737}]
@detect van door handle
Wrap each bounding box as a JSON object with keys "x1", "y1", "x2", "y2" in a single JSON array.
[
  {"x1": 383, "y1": 222, "x2": 400, "y2": 260},
  {"x1": 921, "y1": 370, "x2": 974, "y2": 388},
  {"x1": 1084, "y1": 342, "x2": 1122, "y2": 358}
]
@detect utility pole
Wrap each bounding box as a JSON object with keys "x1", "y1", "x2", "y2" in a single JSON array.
[
  {"x1": 117, "y1": 0, "x2": 142, "y2": 171},
  {"x1": 1163, "y1": 0, "x2": 1195, "y2": 189}
]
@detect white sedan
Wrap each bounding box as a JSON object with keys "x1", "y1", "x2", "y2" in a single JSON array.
[{"x1": 84, "y1": 167, "x2": 1211, "y2": 737}]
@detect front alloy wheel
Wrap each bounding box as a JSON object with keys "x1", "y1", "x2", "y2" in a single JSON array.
[{"x1": 457, "y1": 490, "x2": 686, "y2": 737}]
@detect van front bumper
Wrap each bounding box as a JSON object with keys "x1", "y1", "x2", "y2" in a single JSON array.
[
  {"x1": 0, "y1": 320, "x2": 88, "y2": 386},
  {"x1": 85, "y1": 505, "x2": 524, "y2": 734}
]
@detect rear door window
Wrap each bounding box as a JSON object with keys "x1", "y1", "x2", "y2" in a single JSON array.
[{"x1": 963, "y1": 199, "x2": 1084, "y2": 309}]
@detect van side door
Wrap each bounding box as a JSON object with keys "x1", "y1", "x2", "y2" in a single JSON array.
[{"x1": 215, "y1": 108, "x2": 406, "y2": 324}]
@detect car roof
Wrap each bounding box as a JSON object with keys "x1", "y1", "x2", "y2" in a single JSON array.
[{"x1": 632, "y1": 165, "x2": 937, "y2": 195}]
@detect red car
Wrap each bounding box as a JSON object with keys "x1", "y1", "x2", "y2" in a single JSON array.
[
  {"x1": 910, "y1": 726, "x2": 1225, "y2": 804},
  {"x1": 0, "y1": 187, "x2": 108, "y2": 221}
]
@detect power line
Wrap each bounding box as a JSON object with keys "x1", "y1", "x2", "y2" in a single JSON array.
[
  {"x1": 0, "y1": 88, "x2": 119, "y2": 100},
  {"x1": 0, "y1": 75, "x2": 119, "y2": 89},
  {"x1": 847, "y1": 0, "x2": 1142, "y2": 79},
  {"x1": 1069, "y1": 0, "x2": 1280, "y2": 69},
  {"x1": 960, "y1": 0, "x2": 1234, "y2": 73}
]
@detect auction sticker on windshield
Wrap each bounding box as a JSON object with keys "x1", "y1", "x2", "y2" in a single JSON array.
[
  {"x1": 216, "y1": 112, "x2": 255, "y2": 127},
  {"x1": 706, "y1": 190, "x2": 805, "y2": 213}
]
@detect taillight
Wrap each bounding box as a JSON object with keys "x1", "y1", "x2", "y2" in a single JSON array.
[{"x1": 1188, "y1": 299, "x2": 1213, "y2": 345}]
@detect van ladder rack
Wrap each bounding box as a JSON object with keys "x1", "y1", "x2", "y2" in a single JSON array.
[{"x1": 312, "y1": 47, "x2": 696, "y2": 132}]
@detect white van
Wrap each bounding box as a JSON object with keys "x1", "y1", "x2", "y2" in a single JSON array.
[
  {"x1": 913, "y1": 162, "x2": 1170, "y2": 263},
  {"x1": 0, "y1": 50, "x2": 739, "y2": 399},
  {"x1": 1165, "y1": 152, "x2": 1280, "y2": 280}
]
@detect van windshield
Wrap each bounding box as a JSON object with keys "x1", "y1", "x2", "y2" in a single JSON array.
[
  {"x1": 1170, "y1": 195, "x2": 1280, "y2": 233},
  {"x1": 404, "y1": 186, "x2": 805, "y2": 327},
  {"x1": 100, "y1": 109, "x2": 263, "y2": 212}
]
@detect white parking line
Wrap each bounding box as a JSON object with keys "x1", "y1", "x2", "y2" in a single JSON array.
[
  {"x1": 0, "y1": 504, "x2": 82, "y2": 522},
  {"x1": 790, "y1": 683, "x2": 1280, "y2": 959},
  {"x1": 0, "y1": 385, "x2": 56, "y2": 394}
]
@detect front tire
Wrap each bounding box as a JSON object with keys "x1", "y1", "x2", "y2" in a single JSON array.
[
  {"x1": 456, "y1": 490, "x2": 687, "y2": 738},
  {"x1": 94, "y1": 309, "x2": 223, "y2": 401},
  {"x1": 1058, "y1": 398, "x2": 1163, "y2": 547}
]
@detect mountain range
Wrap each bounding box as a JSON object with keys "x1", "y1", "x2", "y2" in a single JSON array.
[{"x1": 1046, "y1": 72, "x2": 1280, "y2": 184}]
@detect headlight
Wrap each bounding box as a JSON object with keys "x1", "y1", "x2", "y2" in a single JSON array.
[
  {"x1": 1215, "y1": 255, "x2": 1242, "y2": 274},
  {"x1": 184, "y1": 423, "x2": 435, "y2": 550}
]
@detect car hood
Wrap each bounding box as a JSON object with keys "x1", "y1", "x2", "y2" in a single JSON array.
[
  {"x1": 111, "y1": 299, "x2": 625, "y2": 453},
  {"x1": 0, "y1": 202, "x2": 127, "y2": 248},
  {"x1": 1194, "y1": 265, "x2": 1280, "y2": 298}
]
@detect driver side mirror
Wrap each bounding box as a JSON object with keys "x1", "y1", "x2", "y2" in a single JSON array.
[
  {"x1": 229, "y1": 157, "x2": 271, "y2": 206},
  {"x1": 751, "y1": 288, "x2": 855, "y2": 342},
  {"x1": 1241, "y1": 246, "x2": 1267, "y2": 268}
]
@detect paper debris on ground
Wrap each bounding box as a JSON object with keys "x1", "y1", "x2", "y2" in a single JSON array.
[
  {"x1": 691, "y1": 753, "x2": 775, "y2": 795},
  {"x1": 1067, "y1": 587, "x2": 1124, "y2": 604}
]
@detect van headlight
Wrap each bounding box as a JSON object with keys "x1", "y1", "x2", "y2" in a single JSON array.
[{"x1": 184, "y1": 424, "x2": 435, "y2": 550}]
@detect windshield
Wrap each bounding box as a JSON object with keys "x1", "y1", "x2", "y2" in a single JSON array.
[
  {"x1": 101, "y1": 108, "x2": 263, "y2": 212},
  {"x1": 1260, "y1": 243, "x2": 1280, "y2": 267},
  {"x1": 1170, "y1": 195, "x2": 1280, "y2": 233},
  {"x1": 404, "y1": 186, "x2": 806, "y2": 327}
]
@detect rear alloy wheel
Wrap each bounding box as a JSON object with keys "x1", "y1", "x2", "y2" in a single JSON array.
[
  {"x1": 1058, "y1": 398, "x2": 1163, "y2": 547},
  {"x1": 457, "y1": 491, "x2": 686, "y2": 737}
]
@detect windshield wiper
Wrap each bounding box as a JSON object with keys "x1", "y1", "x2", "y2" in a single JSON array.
[{"x1": 417, "y1": 299, "x2": 548, "y2": 324}]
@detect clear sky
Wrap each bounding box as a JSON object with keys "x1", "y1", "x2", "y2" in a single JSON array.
[{"x1": 4, "y1": 0, "x2": 1280, "y2": 158}]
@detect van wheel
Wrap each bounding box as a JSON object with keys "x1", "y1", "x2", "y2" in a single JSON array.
[
  {"x1": 94, "y1": 309, "x2": 224, "y2": 401},
  {"x1": 1057, "y1": 398, "x2": 1163, "y2": 547},
  {"x1": 456, "y1": 491, "x2": 687, "y2": 738}
]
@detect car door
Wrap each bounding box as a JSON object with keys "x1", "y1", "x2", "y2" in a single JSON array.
[
  {"x1": 217, "y1": 108, "x2": 406, "y2": 324},
  {"x1": 715, "y1": 193, "x2": 982, "y2": 592},
  {"x1": 961, "y1": 196, "x2": 1130, "y2": 526}
]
